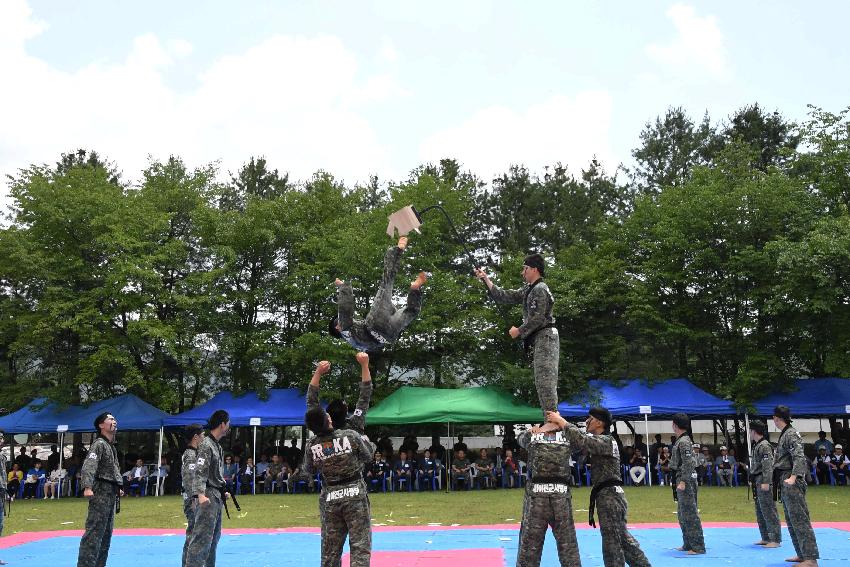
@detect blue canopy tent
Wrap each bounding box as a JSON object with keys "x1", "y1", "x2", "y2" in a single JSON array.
[
  {"x1": 164, "y1": 389, "x2": 311, "y2": 494},
  {"x1": 750, "y1": 378, "x2": 850, "y2": 418},
  {"x1": 0, "y1": 397, "x2": 52, "y2": 433}
]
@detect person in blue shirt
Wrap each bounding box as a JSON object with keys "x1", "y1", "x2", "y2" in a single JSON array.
[
  {"x1": 395, "y1": 450, "x2": 414, "y2": 491},
  {"x1": 23, "y1": 460, "x2": 46, "y2": 499}
]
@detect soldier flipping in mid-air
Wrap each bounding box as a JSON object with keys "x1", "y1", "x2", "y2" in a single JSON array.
[
  {"x1": 77, "y1": 412, "x2": 123, "y2": 567},
  {"x1": 181, "y1": 424, "x2": 205, "y2": 567},
  {"x1": 303, "y1": 356, "x2": 376, "y2": 567},
  {"x1": 669, "y1": 413, "x2": 705, "y2": 555},
  {"x1": 773, "y1": 405, "x2": 820, "y2": 567},
  {"x1": 548, "y1": 409, "x2": 651, "y2": 567},
  {"x1": 330, "y1": 236, "x2": 427, "y2": 352},
  {"x1": 476, "y1": 253, "x2": 559, "y2": 432},
  {"x1": 515, "y1": 421, "x2": 582, "y2": 567}
]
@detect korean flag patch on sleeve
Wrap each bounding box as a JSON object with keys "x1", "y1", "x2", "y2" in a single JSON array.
[
  {"x1": 197, "y1": 458, "x2": 205, "y2": 465},
  {"x1": 353, "y1": 409, "x2": 363, "y2": 417},
  {"x1": 88, "y1": 452, "x2": 98, "y2": 460}
]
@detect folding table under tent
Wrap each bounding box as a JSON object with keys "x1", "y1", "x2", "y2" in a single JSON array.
[{"x1": 163, "y1": 388, "x2": 312, "y2": 494}]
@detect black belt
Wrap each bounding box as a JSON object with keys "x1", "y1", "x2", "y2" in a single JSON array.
[
  {"x1": 523, "y1": 323, "x2": 556, "y2": 354},
  {"x1": 588, "y1": 478, "x2": 623, "y2": 527},
  {"x1": 96, "y1": 478, "x2": 121, "y2": 513},
  {"x1": 325, "y1": 474, "x2": 363, "y2": 487}
]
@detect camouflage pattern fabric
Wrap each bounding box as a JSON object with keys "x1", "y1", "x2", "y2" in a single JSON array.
[
  {"x1": 750, "y1": 438, "x2": 781, "y2": 544},
  {"x1": 77, "y1": 436, "x2": 122, "y2": 567},
  {"x1": 775, "y1": 424, "x2": 819, "y2": 561},
  {"x1": 184, "y1": 489, "x2": 222, "y2": 567},
  {"x1": 670, "y1": 433, "x2": 705, "y2": 553},
  {"x1": 181, "y1": 446, "x2": 198, "y2": 566}
]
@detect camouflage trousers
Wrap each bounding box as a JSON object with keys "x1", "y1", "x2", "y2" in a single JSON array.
[
  {"x1": 516, "y1": 490, "x2": 581, "y2": 567},
  {"x1": 77, "y1": 480, "x2": 117, "y2": 567},
  {"x1": 780, "y1": 475, "x2": 819, "y2": 560},
  {"x1": 596, "y1": 488, "x2": 651, "y2": 567},
  {"x1": 531, "y1": 327, "x2": 559, "y2": 415},
  {"x1": 185, "y1": 490, "x2": 223, "y2": 567},
  {"x1": 754, "y1": 485, "x2": 781, "y2": 544},
  {"x1": 0, "y1": 489, "x2": 5, "y2": 537},
  {"x1": 675, "y1": 480, "x2": 705, "y2": 553},
  {"x1": 363, "y1": 247, "x2": 422, "y2": 343},
  {"x1": 320, "y1": 490, "x2": 371, "y2": 567},
  {"x1": 182, "y1": 497, "x2": 197, "y2": 567}
]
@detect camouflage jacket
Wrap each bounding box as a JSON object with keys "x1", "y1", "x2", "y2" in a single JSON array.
[
  {"x1": 181, "y1": 447, "x2": 198, "y2": 498},
  {"x1": 488, "y1": 279, "x2": 555, "y2": 340},
  {"x1": 192, "y1": 435, "x2": 225, "y2": 496},
  {"x1": 750, "y1": 438, "x2": 774, "y2": 483},
  {"x1": 670, "y1": 433, "x2": 697, "y2": 482},
  {"x1": 303, "y1": 428, "x2": 374, "y2": 492},
  {"x1": 774, "y1": 425, "x2": 807, "y2": 477},
  {"x1": 563, "y1": 423, "x2": 622, "y2": 485},
  {"x1": 518, "y1": 428, "x2": 572, "y2": 483},
  {"x1": 0, "y1": 450, "x2": 7, "y2": 491},
  {"x1": 81, "y1": 436, "x2": 122, "y2": 489},
  {"x1": 308, "y1": 380, "x2": 372, "y2": 434}
]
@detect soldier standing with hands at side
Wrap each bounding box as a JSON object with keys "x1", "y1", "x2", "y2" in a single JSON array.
[
  {"x1": 749, "y1": 420, "x2": 781, "y2": 549},
  {"x1": 181, "y1": 424, "x2": 205, "y2": 567},
  {"x1": 773, "y1": 405, "x2": 820, "y2": 567},
  {"x1": 669, "y1": 413, "x2": 705, "y2": 555},
  {"x1": 547, "y1": 409, "x2": 651, "y2": 567},
  {"x1": 77, "y1": 412, "x2": 123, "y2": 567},
  {"x1": 185, "y1": 410, "x2": 231, "y2": 567}
]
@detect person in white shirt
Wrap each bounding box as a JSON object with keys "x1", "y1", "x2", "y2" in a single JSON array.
[{"x1": 44, "y1": 466, "x2": 67, "y2": 499}]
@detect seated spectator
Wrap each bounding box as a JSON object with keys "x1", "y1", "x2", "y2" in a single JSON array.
[
  {"x1": 255, "y1": 454, "x2": 269, "y2": 491},
  {"x1": 23, "y1": 460, "x2": 46, "y2": 499},
  {"x1": 453, "y1": 435, "x2": 469, "y2": 455},
  {"x1": 729, "y1": 447, "x2": 747, "y2": 482},
  {"x1": 658, "y1": 446, "x2": 672, "y2": 485},
  {"x1": 289, "y1": 463, "x2": 314, "y2": 493},
  {"x1": 503, "y1": 448, "x2": 519, "y2": 487},
  {"x1": 693, "y1": 444, "x2": 706, "y2": 485},
  {"x1": 474, "y1": 448, "x2": 495, "y2": 488},
  {"x1": 451, "y1": 449, "x2": 472, "y2": 489},
  {"x1": 815, "y1": 447, "x2": 831, "y2": 484},
  {"x1": 699, "y1": 446, "x2": 713, "y2": 485},
  {"x1": 628, "y1": 448, "x2": 647, "y2": 485},
  {"x1": 240, "y1": 457, "x2": 256, "y2": 494},
  {"x1": 394, "y1": 450, "x2": 414, "y2": 490},
  {"x1": 44, "y1": 465, "x2": 67, "y2": 499},
  {"x1": 7, "y1": 463, "x2": 23, "y2": 498},
  {"x1": 620, "y1": 445, "x2": 634, "y2": 467},
  {"x1": 814, "y1": 431, "x2": 834, "y2": 455},
  {"x1": 418, "y1": 449, "x2": 438, "y2": 490},
  {"x1": 223, "y1": 455, "x2": 237, "y2": 493},
  {"x1": 714, "y1": 446, "x2": 735, "y2": 486},
  {"x1": 127, "y1": 458, "x2": 148, "y2": 496},
  {"x1": 366, "y1": 450, "x2": 389, "y2": 492},
  {"x1": 649, "y1": 433, "x2": 665, "y2": 471},
  {"x1": 264, "y1": 454, "x2": 284, "y2": 493},
  {"x1": 829, "y1": 444, "x2": 849, "y2": 485},
  {"x1": 278, "y1": 462, "x2": 293, "y2": 492}
]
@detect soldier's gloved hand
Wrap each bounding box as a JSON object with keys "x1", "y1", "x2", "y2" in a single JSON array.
[{"x1": 84, "y1": 487, "x2": 94, "y2": 498}]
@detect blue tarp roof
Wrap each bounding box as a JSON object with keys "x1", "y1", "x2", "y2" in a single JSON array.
[
  {"x1": 163, "y1": 389, "x2": 309, "y2": 427},
  {"x1": 558, "y1": 379, "x2": 737, "y2": 419},
  {"x1": 749, "y1": 378, "x2": 850, "y2": 417},
  {"x1": 0, "y1": 394, "x2": 168, "y2": 433}
]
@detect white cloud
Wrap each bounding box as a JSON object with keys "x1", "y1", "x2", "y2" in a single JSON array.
[
  {"x1": 646, "y1": 3, "x2": 728, "y2": 80},
  {"x1": 378, "y1": 36, "x2": 399, "y2": 63},
  {"x1": 0, "y1": 1, "x2": 405, "y2": 206},
  {"x1": 418, "y1": 91, "x2": 615, "y2": 181}
]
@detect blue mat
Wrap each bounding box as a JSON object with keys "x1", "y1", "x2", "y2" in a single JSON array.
[{"x1": 3, "y1": 526, "x2": 848, "y2": 566}]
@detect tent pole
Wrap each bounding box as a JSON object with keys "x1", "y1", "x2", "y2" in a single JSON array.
[
  {"x1": 643, "y1": 415, "x2": 651, "y2": 487},
  {"x1": 253, "y1": 425, "x2": 257, "y2": 495},
  {"x1": 446, "y1": 422, "x2": 451, "y2": 493},
  {"x1": 744, "y1": 413, "x2": 753, "y2": 486},
  {"x1": 156, "y1": 426, "x2": 164, "y2": 496},
  {"x1": 58, "y1": 431, "x2": 65, "y2": 498}
]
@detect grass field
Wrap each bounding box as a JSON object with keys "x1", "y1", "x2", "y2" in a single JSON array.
[{"x1": 4, "y1": 485, "x2": 849, "y2": 534}]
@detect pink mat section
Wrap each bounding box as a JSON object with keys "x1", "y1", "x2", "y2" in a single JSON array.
[
  {"x1": 342, "y1": 548, "x2": 504, "y2": 567},
  {"x1": 3, "y1": 522, "x2": 850, "y2": 548}
]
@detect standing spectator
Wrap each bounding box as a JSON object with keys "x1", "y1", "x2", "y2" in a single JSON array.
[
  {"x1": 629, "y1": 448, "x2": 647, "y2": 485},
  {"x1": 633, "y1": 434, "x2": 648, "y2": 460},
  {"x1": 658, "y1": 446, "x2": 672, "y2": 485},
  {"x1": 474, "y1": 449, "x2": 495, "y2": 488},
  {"x1": 451, "y1": 449, "x2": 471, "y2": 489},
  {"x1": 394, "y1": 450, "x2": 414, "y2": 490},
  {"x1": 222, "y1": 455, "x2": 237, "y2": 494},
  {"x1": 453, "y1": 435, "x2": 468, "y2": 455},
  {"x1": 44, "y1": 464, "x2": 67, "y2": 498},
  {"x1": 649, "y1": 434, "x2": 665, "y2": 471},
  {"x1": 714, "y1": 446, "x2": 736, "y2": 486},
  {"x1": 400, "y1": 435, "x2": 419, "y2": 457},
  {"x1": 23, "y1": 461, "x2": 45, "y2": 499},
  {"x1": 419, "y1": 449, "x2": 438, "y2": 490},
  {"x1": 813, "y1": 431, "x2": 834, "y2": 455},
  {"x1": 829, "y1": 445, "x2": 849, "y2": 485},
  {"x1": 14, "y1": 446, "x2": 30, "y2": 472},
  {"x1": 428, "y1": 436, "x2": 446, "y2": 463},
  {"x1": 7, "y1": 463, "x2": 23, "y2": 498},
  {"x1": 46, "y1": 445, "x2": 60, "y2": 473},
  {"x1": 127, "y1": 458, "x2": 147, "y2": 496}
]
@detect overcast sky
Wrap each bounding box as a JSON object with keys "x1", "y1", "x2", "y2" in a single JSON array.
[{"x1": 2, "y1": 0, "x2": 848, "y2": 203}]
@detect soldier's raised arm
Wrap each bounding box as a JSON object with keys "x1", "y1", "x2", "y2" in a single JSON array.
[{"x1": 307, "y1": 361, "x2": 331, "y2": 410}]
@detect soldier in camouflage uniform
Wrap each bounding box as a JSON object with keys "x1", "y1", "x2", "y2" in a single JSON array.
[
  {"x1": 330, "y1": 236, "x2": 427, "y2": 352},
  {"x1": 548, "y1": 409, "x2": 651, "y2": 567},
  {"x1": 181, "y1": 424, "x2": 205, "y2": 567},
  {"x1": 748, "y1": 419, "x2": 781, "y2": 548},
  {"x1": 304, "y1": 355, "x2": 376, "y2": 567},
  {"x1": 77, "y1": 412, "x2": 123, "y2": 567},
  {"x1": 0, "y1": 430, "x2": 7, "y2": 538},
  {"x1": 669, "y1": 413, "x2": 705, "y2": 555},
  {"x1": 772, "y1": 406, "x2": 819, "y2": 567},
  {"x1": 476, "y1": 253, "x2": 559, "y2": 428},
  {"x1": 185, "y1": 410, "x2": 231, "y2": 567},
  {"x1": 515, "y1": 423, "x2": 582, "y2": 567}
]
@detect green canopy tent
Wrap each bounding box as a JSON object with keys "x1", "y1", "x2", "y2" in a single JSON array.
[{"x1": 367, "y1": 386, "x2": 542, "y2": 491}]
